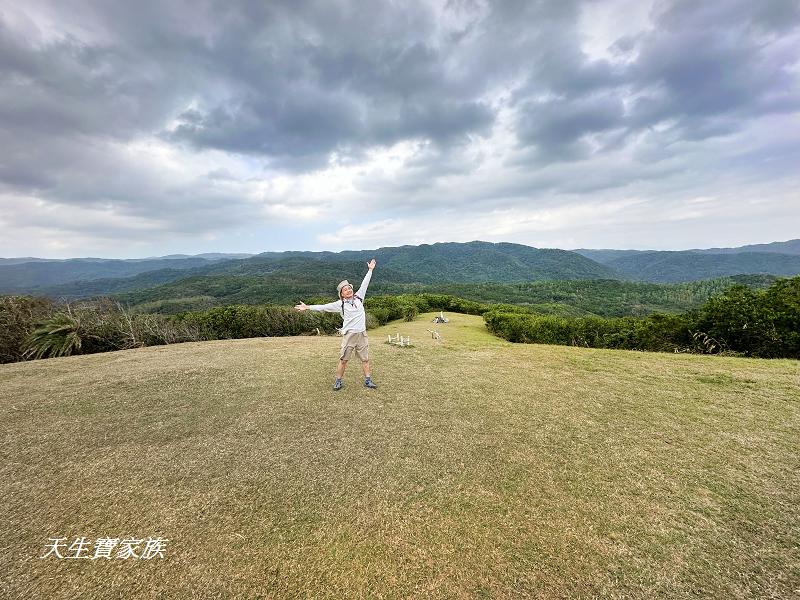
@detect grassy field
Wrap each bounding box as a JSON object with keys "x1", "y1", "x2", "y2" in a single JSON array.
[{"x1": 1, "y1": 313, "x2": 798, "y2": 598}]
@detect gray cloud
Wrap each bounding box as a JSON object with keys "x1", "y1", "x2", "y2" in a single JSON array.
[
  {"x1": 164, "y1": 20, "x2": 498, "y2": 168},
  {"x1": 509, "y1": 0, "x2": 800, "y2": 161},
  {"x1": 627, "y1": 8, "x2": 800, "y2": 130},
  {"x1": 5, "y1": 0, "x2": 795, "y2": 171},
  {"x1": 515, "y1": 94, "x2": 627, "y2": 161},
  {"x1": 0, "y1": 0, "x2": 798, "y2": 256}
]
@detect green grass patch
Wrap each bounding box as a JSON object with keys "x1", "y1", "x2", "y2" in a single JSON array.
[{"x1": 1, "y1": 313, "x2": 798, "y2": 598}]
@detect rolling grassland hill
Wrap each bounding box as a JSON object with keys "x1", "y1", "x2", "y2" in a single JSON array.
[{"x1": 1, "y1": 314, "x2": 798, "y2": 598}]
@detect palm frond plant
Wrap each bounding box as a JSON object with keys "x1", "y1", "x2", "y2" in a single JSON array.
[{"x1": 22, "y1": 313, "x2": 86, "y2": 359}]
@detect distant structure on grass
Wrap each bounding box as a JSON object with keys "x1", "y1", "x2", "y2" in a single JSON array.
[
  {"x1": 432, "y1": 311, "x2": 449, "y2": 324},
  {"x1": 386, "y1": 333, "x2": 413, "y2": 347}
]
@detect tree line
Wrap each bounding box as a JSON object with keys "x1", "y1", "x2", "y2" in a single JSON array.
[
  {"x1": 1, "y1": 277, "x2": 797, "y2": 363},
  {"x1": 111, "y1": 272, "x2": 775, "y2": 316},
  {"x1": 484, "y1": 278, "x2": 799, "y2": 358}
]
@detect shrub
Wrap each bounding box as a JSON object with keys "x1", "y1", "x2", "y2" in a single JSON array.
[
  {"x1": 763, "y1": 277, "x2": 800, "y2": 358},
  {"x1": 692, "y1": 284, "x2": 780, "y2": 357},
  {"x1": 402, "y1": 304, "x2": 419, "y2": 321},
  {"x1": 364, "y1": 311, "x2": 381, "y2": 330},
  {"x1": 23, "y1": 312, "x2": 87, "y2": 359},
  {"x1": 366, "y1": 307, "x2": 392, "y2": 326},
  {"x1": 484, "y1": 277, "x2": 800, "y2": 358},
  {"x1": 0, "y1": 296, "x2": 56, "y2": 363},
  {"x1": 173, "y1": 305, "x2": 342, "y2": 339}
]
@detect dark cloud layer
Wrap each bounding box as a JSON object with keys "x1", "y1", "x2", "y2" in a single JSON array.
[
  {"x1": 511, "y1": 0, "x2": 800, "y2": 162},
  {"x1": 3, "y1": 0, "x2": 797, "y2": 171},
  {"x1": 0, "y1": 0, "x2": 798, "y2": 254}
]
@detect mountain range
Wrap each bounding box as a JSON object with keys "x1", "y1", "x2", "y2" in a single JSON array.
[{"x1": 1, "y1": 239, "x2": 799, "y2": 297}]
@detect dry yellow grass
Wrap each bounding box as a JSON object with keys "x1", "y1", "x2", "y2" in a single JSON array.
[{"x1": 1, "y1": 313, "x2": 798, "y2": 598}]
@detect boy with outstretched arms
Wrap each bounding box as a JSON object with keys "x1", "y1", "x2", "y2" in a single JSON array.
[{"x1": 295, "y1": 259, "x2": 377, "y2": 390}]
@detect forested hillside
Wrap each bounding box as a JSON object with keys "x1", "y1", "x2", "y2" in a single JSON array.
[
  {"x1": 3, "y1": 241, "x2": 616, "y2": 296},
  {"x1": 109, "y1": 272, "x2": 775, "y2": 317},
  {"x1": 605, "y1": 251, "x2": 800, "y2": 282},
  {"x1": 0, "y1": 256, "x2": 232, "y2": 293}
]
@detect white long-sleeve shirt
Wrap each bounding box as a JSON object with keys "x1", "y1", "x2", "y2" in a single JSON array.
[{"x1": 308, "y1": 269, "x2": 372, "y2": 333}]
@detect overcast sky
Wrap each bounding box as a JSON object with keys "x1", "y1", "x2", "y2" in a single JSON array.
[{"x1": 1, "y1": 0, "x2": 798, "y2": 258}]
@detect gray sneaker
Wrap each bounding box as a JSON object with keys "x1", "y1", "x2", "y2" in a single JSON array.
[
  {"x1": 333, "y1": 379, "x2": 343, "y2": 391},
  {"x1": 364, "y1": 377, "x2": 377, "y2": 389}
]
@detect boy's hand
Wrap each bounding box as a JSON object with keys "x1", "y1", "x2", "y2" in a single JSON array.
[
  {"x1": 367, "y1": 258, "x2": 376, "y2": 270},
  {"x1": 294, "y1": 302, "x2": 308, "y2": 311}
]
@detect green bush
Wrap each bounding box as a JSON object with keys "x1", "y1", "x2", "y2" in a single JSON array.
[
  {"x1": 5, "y1": 298, "x2": 203, "y2": 362},
  {"x1": 10, "y1": 279, "x2": 796, "y2": 362},
  {"x1": 691, "y1": 279, "x2": 800, "y2": 358},
  {"x1": 23, "y1": 313, "x2": 87, "y2": 359},
  {"x1": 173, "y1": 305, "x2": 342, "y2": 339},
  {"x1": 402, "y1": 304, "x2": 419, "y2": 321},
  {"x1": 485, "y1": 277, "x2": 800, "y2": 358},
  {"x1": 484, "y1": 310, "x2": 693, "y2": 352},
  {"x1": 366, "y1": 307, "x2": 392, "y2": 326},
  {"x1": 0, "y1": 296, "x2": 56, "y2": 363},
  {"x1": 364, "y1": 311, "x2": 381, "y2": 330},
  {"x1": 764, "y1": 277, "x2": 800, "y2": 357}
]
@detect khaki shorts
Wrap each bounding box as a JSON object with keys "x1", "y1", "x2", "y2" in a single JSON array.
[{"x1": 340, "y1": 330, "x2": 369, "y2": 361}]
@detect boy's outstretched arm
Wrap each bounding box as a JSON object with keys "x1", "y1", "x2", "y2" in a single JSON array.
[
  {"x1": 295, "y1": 300, "x2": 340, "y2": 312},
  {"x1": 357, "y1": 258, "x2": 376, "y2": 298}
]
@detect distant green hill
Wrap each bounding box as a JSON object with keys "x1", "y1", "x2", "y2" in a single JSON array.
[
  {"x1": 575, "y1": 239, "x2": 800, "y2": 264},
  {"x1": 382, "y1": 275, "x2": 777, "y2": 317},
  {"x1": 28, "y1": 268, "x2": 193, "y2": 299},
  {"x1": 605, "y1": 251, "x2": 800, "y2": 282},
  {"x1": 690, "y1": 239, "x2": 800, "y2": 255},
  {"x1": 107, "y1": 266, "x2": 775, "y2": 317},
  {"x1": 574, "y1": 240, "x2": 800, "y2": 283},
  {"x1": 8, "y1": 240, "x2": 799, "y2": 295},
  {"x1": 0, "y1": 257, "x2": 229, "y2": 293},
  {"x1": 204, "y1": 241, "x2": 617, "y2": 282},
  {"x1": 113, "y1": 260, "x2": 419, "y2": 313},
  {"x1": 25, "y1": 242, "x2": 617, "y2": 300},
  {"x1": 571, "y1": 249, "x2": 645, "y2": 264},
  {"x1": 350, "y1": 241, "x2": 617, "y2": 282}
]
